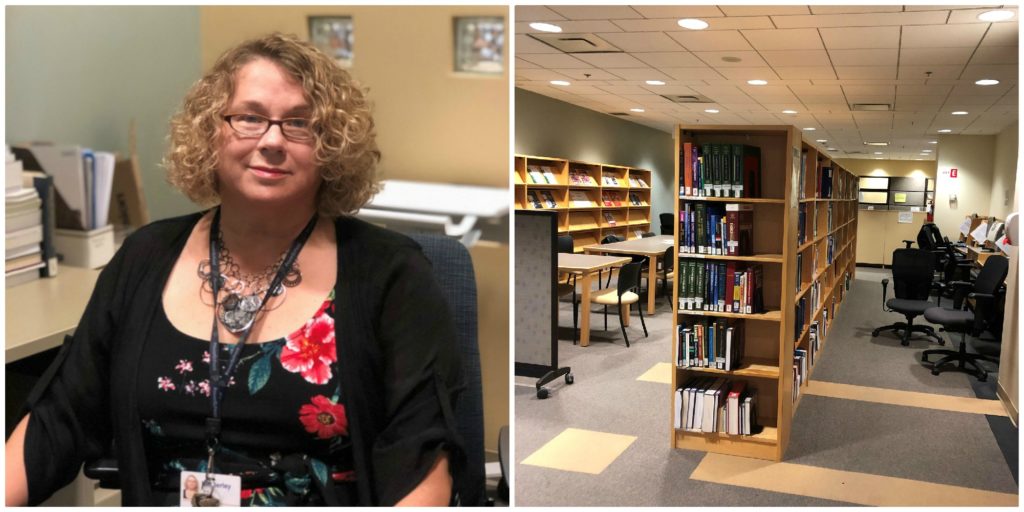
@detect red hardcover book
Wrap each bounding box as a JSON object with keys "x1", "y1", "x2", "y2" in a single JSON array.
[
  {"x1": 683, "y1": 142, "x2": 693, "y2": 196},
  {"x1": 725, "y1": 203, "x2": 754, "y2": 256}
]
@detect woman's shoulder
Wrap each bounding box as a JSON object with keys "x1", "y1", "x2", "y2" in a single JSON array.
[
  {"x1": 332, "y1": 215, "x2": 422, "y2": 254},
  {"x1": 118, "y1": 211, "x2": 204, "y2": 256}
]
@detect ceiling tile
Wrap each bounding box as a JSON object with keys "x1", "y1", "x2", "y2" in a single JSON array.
[
  {"x1": 516, "y1": 34, "x2": 561, "y2": 54},
  {"x1": 515, "y1": 20, "x2": 624, "y2": 34},
  {"x1": 714, "y1": 66, "x2": 781, "y2": 81},
  {"x1": 606, "y1": 68, "x2": 675, "y2": 81},
  {"x1": 661, "y1": 67, "x2": 727, "y2": 80},
  {"x1": 515, "y1": 57, "x2": 540, "y2": 69},
  {"x1": 969, "y1": 46, "x2": 1019, "y2": 65},
  {"x1": 803, "y1": 103, "x2": 853, "y2": 113},
  {"x1": 559, "y1": 84, "x2": 617, "y2": 96},
  {"x1": 895, "y1": 95, "x2": 948, "y2": 105},
  {"x1": 642, "y1": 85, "x2": 699, "y2": 96},
  {"x1": 961, "y1": 64, "x2": 1019, "y2": 82},
  {"x1": 692, "y1": 50, "x2": 767, "y2": 67},
  {"x1": 550, "y1": 68, "x2": 628, "y2": 81},
  {"x1": 548, "y1": 6, "x2": 643, "y2": 20},
  {"x1": 691, "y1": 84, "x2": 745, "y2": 96},
  {"x1": 515, "y1": 6, "x2": 566, "y2": 21},
  {"x1": 948, "y1": 82, "x2": 1015, "y2": 97},
  {"x1": 667, "y1": 31, "x2": 753, "y2": 51},
  {"x1": 514, "y1": 68, "x2": 573, "y2": 81},
  {"x1": 901, "y1": 47, "x2": 976, "y2": 66},
  {"x1": 773, "y1": 67, "x2": 839, "y2": 80},
  {"x1": 820, "y1": 26, "x2": 901, "y2": 50},
  {"x1": 902, "y1": 24, "x2": 990, "y2": 48},
  {"x1": 789, "y1": 84, "x2": 844, "y2": 96},
  {"x1": 947, "y1": 8, "x2": 1019, "y2": 24},
  {"x1": 897, "y1": 84, "x2": 954, "y2": 96},
  {"x1": 721, "y1": 6, "x2": 811, "y2": 16},
  {"x1": 701, "y1": 16, "x2": 776, "y2": 30},
  {"x1": 573, "y1": 52, "x2": 651, "y2": 68},
  {"x1": 631, "y1": 52, "x2": 707, "y2": 67},
  {"x1": 759, "y1": 50, "x2": 831, "y2": 67},
  {"x1": 742, "y1": 28, "x2": 824, "y2": 50},
  {"x1": 595, "y1": 84, "x2": 652, "y2": 95},
  {"x1": 942, "y1": 96, "x2": 1000, "y2": 107},
  {"x1": 898, "y1": 65, "x2": 965, "y2": 80},
  {"x1": 596, "y1": 32, "x2": 686, "y2": 52},
  {"x1": 835, "y1": 66, "x2": 897, "y2": 80},
  {"x1": 630, "y1": 6, "x2": 725, "y2": 18},
  {"x1": 809, "y1": 5, "x2": 903, "y2": 14},
  {"x1": 828, "y1": 49, "x2": 899, "y2": 66},
  {"x1": 843, "y1": 84, "x2": 895, "y2": 97},
  {"x1": 980, "y1": 22, "x2": 1020, "y2": 47},
  {"x1": 518, "y1": 53, "x2": 594, "y2": 68},
  {"x1": 773, "y1": 11, "x2": 948, "y2": 29},
  {"x1": 794, "y1": 92, "x2": 847, "y2": 104},
  {"x1": 609, "y1": 19, "x2": 691, "y2": 32}
]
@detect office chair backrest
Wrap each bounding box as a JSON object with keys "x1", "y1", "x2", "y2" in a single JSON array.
[
  {"x1": 916, "y1": 225, "x2": 935, "y2": 251},
  {"x1": 974, "y1": 255, "x2": 1009, "y2": 296},
  {"x1": 659, "y1": 212, "x2": 674, "y2": 235},
  {"x1": 641, "y1": 231, "x2": 656, "y2": 238},
  {"x1": 408, "y1": 234, "x2": 485, "y2": 506},
  {"x1": 557, "y1": 234, "x2": 575, "y2": 254},
  {"x1": 925, "y1": 223, "x2": 945, "y2": 248},
  {"x1": 891, "y1": 248, "x2": 936, "y2": 300},
  {"x1": 601, "y1": 234, "x2": 624, "y2": 244},
  {"x1": 662, "y1": 246, "x2": 674, "y2": 273},
  {"x1": 617, "y1": 261, "x2": 644, "y2": 295}
]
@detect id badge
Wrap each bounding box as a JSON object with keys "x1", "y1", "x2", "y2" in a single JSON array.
[{"x1": 180, "y1": 470, "x2": 241, "y2": 507}]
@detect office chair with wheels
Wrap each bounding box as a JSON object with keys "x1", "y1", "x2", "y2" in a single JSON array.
[
  {"x1": 934, "y1": 244, "x2": 975, "y2": 305},
  {"x1": 574, "y1": 261, "x2": 648, "y2": 347},
  {"x1": 922, "y1": 255, "x2": 1008, "y2": 381},
  {"x1": 660, "y1": 212, "x2": 674, "y2": 235},
  {"x1": 872, "y1": 248, "x2": 943, "y2": 346},
  {"x1": 85, "y1": 234, "x2": 489, "y2": 506}
]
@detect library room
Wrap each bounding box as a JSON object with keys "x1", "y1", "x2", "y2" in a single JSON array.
[
  {"x1": 513, "y1": 4, "x2": 1019, "y2": 507},
  {"x1": 6, "y1": 5, "x2": 509, "y2": 507}
]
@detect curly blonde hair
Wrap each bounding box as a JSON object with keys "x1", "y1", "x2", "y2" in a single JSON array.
[{"x1": 164, "y1": 33, "x2": 381, "y2": 216}]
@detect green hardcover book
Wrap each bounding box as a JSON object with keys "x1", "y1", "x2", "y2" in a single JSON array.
[
  {"x1": 731, "y1": 144, "x2": 743, "y2": 198},
  {"x1": 711, "y1": 143, "x2": 722, "y2": 197}
]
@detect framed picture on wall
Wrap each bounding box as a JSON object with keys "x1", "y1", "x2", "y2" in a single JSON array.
[
  {"x1": 308, "y1": 16, "x2": 353, "y2": 67},
  {"x1": 453, "y1": 16, "x2": 504, "y2": 74}
]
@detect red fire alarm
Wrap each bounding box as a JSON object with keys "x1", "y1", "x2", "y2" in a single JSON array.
[{"x1": 950, "y1": 168, "x2": 958, "y2": 178}]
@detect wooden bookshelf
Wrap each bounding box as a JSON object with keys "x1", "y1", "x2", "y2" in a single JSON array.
[
  {"x1": 671, "y1": 125, "x2": 858, "y2": 462},
  {"x1": 514, "y1": 155, "x2": 654, "y2": 250}
]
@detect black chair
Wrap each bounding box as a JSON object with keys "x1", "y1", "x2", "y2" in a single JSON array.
[
  {"x1": 659, "y1": 213, "x2": 674, "y2": 235},
  {"x1": 934, "y1": 244, "x2": 975, "y2": 305},
  {"x1": 872, "y1": 248, "x2": 943, "y2": 346},
  {"x1": 575, "y1": 261, "x2": 648, "y2": 347},
  {"x1": 556, "y1": 235, "x2": 580, "y2": 344},
  {"x1": 922, "y1": 255, "x2": 1008, "y2": 381},
  {"x1": 85, "y1": 234, "x2": 491, "y2": 506},
  {"x1": 641, "y1": 231, "x2": 656, "y2": 238},
  {"x1": 656, "y1": 246, "x2": 675, "y2": 307},
  {"x1": 601, "y1": 234, "x2": 624, "y2": 244}
]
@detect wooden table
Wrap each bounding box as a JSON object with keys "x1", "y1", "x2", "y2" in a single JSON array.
[
  {"x1": 6, "y1": 266, "x2": 101, "y2": 363},
  {"x1": 558, "y1": 253, "x2": 631, "y2": 347},
  {"x1": 582, "y1": 235, "x2": 675, "y2": 315},
  {"x1": 956, "y1": 244, "x2": 1002, "y2": 267}
]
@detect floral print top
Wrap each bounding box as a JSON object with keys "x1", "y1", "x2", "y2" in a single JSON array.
[{"x1": 139, "y1": 290, "x2": 355, "y2": 506}]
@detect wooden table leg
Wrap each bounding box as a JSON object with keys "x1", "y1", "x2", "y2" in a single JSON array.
[
  {"x1": 579, "y1": 272, "x2": 593, "y2": 347},
  {"x1": 621, "y1": 303, "x2": 631, "y2": 327},
  {"x1": 647, "y1": 254, "x2": 658, "y2": 314}
]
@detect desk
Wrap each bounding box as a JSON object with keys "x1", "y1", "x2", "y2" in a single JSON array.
[
  {"x1": 6, "y1": 266, "x2": 100, "y2": 363},
  {"x1": 582, "y1": 235, "x2": 675, "y2": 315},
  {"x1": 558, "y1": 253, "x2": 631, "y2": 347},
  {"x1": 956, "y1": 245, "x2": 1002, "y2": 267}
]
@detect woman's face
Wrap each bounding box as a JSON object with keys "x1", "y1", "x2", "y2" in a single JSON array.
[
  {"x1": 185, "y1": 475, "x2": 198, "y2": 491},
  {"x1": 217, "y1": 58, "x2": 320, "y2": 211}
]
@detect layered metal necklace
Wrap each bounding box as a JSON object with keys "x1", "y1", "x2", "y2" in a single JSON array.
[{"x1": 197, "y1": 212, "x2": 314, "y2": 333}]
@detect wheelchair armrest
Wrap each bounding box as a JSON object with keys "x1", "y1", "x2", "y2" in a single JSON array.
[{"x1": 83, "y1": 458, "x2": 121, "y2": 489}]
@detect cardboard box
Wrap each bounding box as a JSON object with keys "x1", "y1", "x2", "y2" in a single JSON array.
[{"x1": 54, "y1": 224, "x2": 114, "y2": 269}]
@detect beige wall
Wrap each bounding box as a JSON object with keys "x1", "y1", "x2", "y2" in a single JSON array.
[
  {"x1": 199, "y1": 6, "x2": 508, "y2": 189},
  {"x1": 990, "y1": 121, "x2": 1019, "y2": 220},
  {"x1": 199, "y1": 6, "x2": 510, "y2": 456},
  {"x1": 836, "y1": 159, "x2": 936, "y2": 265},
  {"x1": 934, "y1": 135, "x2": 997, "y2": 238},
  {"x1": 997, "y1": 126, "x2": 1019, "y2": 423}
]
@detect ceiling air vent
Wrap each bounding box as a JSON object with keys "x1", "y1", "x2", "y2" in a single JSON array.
[
  {"x1": 662, "y1": 94, "x2": 714, "y2": 104},
  {"x1": 528, "y1": 33, "x2": 622, "y2": 53},
  {"x1": 851, "y1": 103, "x2": 892, "y2": 111}
]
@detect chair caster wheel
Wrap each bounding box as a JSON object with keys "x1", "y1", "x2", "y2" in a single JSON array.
[
  {"x1": 872, "y1": 331, "x2": 879, "y2": 337},
  {"x1": 922, "y1": 355, "x2": 929, "y2": 363},
  {"x1": 565, "y1": 374, "x2": 574, "y2": 385},
  {"x1": 537, "y1": 387, "x2": 549, "y2": 399},
  {"x1": 932, "y1": 369, "x2": 940, "y2": 376}
]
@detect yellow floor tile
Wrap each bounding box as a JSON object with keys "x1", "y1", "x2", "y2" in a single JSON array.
[
  {"x1": 691, "y1": 452, "x2": 1018, "y2": 507},
  {"x1": 806, "y1": 380, "x2": 1007, "y2": 416},
  {"x1": 637, "y1": 362, "x2": 672, "y2": 383},
  {"x1": 521, "y1": 428, "x2": 636, "y2": 475}
]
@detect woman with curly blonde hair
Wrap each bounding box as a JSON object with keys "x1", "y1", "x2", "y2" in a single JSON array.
[{"x1": 7, "y1": 33, "x2": 465, "y2": 507}]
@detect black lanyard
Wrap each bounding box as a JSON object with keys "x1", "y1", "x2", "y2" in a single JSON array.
[{"x1": 204, "y1": 206, "x2": 318, "y2": 470}]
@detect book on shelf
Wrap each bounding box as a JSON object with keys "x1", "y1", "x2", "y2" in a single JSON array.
[
  {"x1": 676, "y1": 378, "x2": 759, "y2": 435},
  {"x1": 628, "y1": 193, "x2": 643, "y2": 206},
  {"x1": 527, "y1": 166, "x2": 545, "y2": 184},
  {"x1": 569, "y1": 190, "x2": 593, "y2": 207},
  {"x1": 795, "y1": 254, "x2": 803, "y2": 293},
  {"x1": 543, "y1": 170, "x2": 557, "y2": 185},
  {"x1": 677, "y1": 260, "x2": 765, "y2": 314},
  {"x1": 526, "y1": 190, "x2": 543, "y2": 209},
  {"x1": 797, "y1": 203, "x2": 807, "y2": 245},
  {"x1": 726, "y1": 381, "x2": 747, "y2": 435},
  {"x1": 629, "y1": 176, "x2": 640, "y2": 187},
  {"x1": 678, "y1": 143, "x2": 762, "y2": 198},
  {"x1": 799, "y1": 150, "x2": 808, "y2": 200},
  {"x1": 677, "y1": 318, "x2": 745, "y2": 370},
  {"x1": 541, "y1": 190, "x2": 558, "y2": 209},
  {"x1": 603, "y1": 212, "x2": 616, "y2": 226},
  {"x1": 725, "y1": 203, "x2": 753, "y2": 256},
  {"x1": 602, "y1": 191, "x2": 615, "y2": 207},
  {"x1": 23, "y1": 171, "x2": 58, "y2": 277},
  {"x1": 818, "y1": 166, "x2": 833, "y2": 198},
  {"x1": 636, "y1": 177, "x2": 648, "y2": 188}
]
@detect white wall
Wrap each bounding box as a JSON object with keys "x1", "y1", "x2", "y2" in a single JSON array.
[
  {"x1": 934, "y1": 135, "x2": 996, "y2": 237},
  {"x1": 989, "y1": 121, "x2": 1019, "y2": 219}
]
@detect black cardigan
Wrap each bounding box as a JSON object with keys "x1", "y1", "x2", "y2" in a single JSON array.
[{"x1": 23, "y1": 213, "x2": 465, "y2": 506}]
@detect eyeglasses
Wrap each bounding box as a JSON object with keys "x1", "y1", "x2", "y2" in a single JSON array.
[{"x1": 222, "y1": 114, "x2": 315, "y2": 142}]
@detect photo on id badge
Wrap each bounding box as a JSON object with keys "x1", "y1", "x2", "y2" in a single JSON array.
[{"x1": 180, "y1": 470, "x2": 241, "y2": 507}]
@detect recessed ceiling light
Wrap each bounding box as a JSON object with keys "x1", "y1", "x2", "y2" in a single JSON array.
[
  {"x1": 938, "y1": 129, "x2": 952, "y2": 133},
  {"x1": 678, "y1": 18, "x2": 709, "y2": 30},
  {"x1": 747, "y1": 79, "x2": 768, "y2": 86},
  {"x1": 978, "y1": 10, "x2": 1015, "y2": 22},
  {"x1": 827, "y1": 147, "x2": 837, "y2": 151},
  {"x1": 782, "y1": 110, "x2": 798, "y2": 114},
  {"x1": 864, "y1": 141, "x2": 889, "y2": 146},
  {"x1": 928, "y1": 140, "x2": 938, "y2": 144},
  {"x1": 630, "y1": 108, "x2": 645, "y2": 113},
  {"x1": 922, "y1": 149, "x2": 933, "y2": 153},
  {"x1": 530, "y1": 22, "x2": 563, "y2": 33},
  {"x1": 802, "y1": 127, "x2": 816, "y2": 131},
  {"x1": 550, "y1": 80, "x2": 570, "y2": 86},
  {"x1": 951, "y1": 111, "x2": 968, "y2": 115},
  {"x1": 704, "y1": 109, "x2": 719, "y2": 113},
  {"x1": 873, "y1": 152, "x2": 883, "y2": 155},
  {"x1": 975, "y1": 79, "x2": 1000, "y2": 86},
  {"x1": 875, "y1": 157, "x2": 883, "y2": 160},
  {"x1": 645, "y1": 80, "x2": 665, "y2": 86},
  {"x1": 815, "y1": 139, "x2": 827, "y2": 143}
]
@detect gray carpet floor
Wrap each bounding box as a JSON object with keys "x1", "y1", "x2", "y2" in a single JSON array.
[{"x1": 514, "y1": 267, "x2": 1018, "y2": 506}]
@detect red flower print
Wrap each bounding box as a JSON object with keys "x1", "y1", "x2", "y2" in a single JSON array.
[
  {"x1": 157, "y1": 377, "x2": 176, "y2": 391},
  {"x1": 298, "y1": 395, "x2": 348, "y2": 439},
  {"x1": 198, "y1": 380, "x2": 211, "y2": 397},
  {"x1": 175, "y1": 359, "x2": 193, "y2": 374},
  {"x1": 202, "y1": 351, "x2": 211, "y2": 364},
  {"x1": 280, "y1": 313, "x2": 336, "y2": 385}
]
